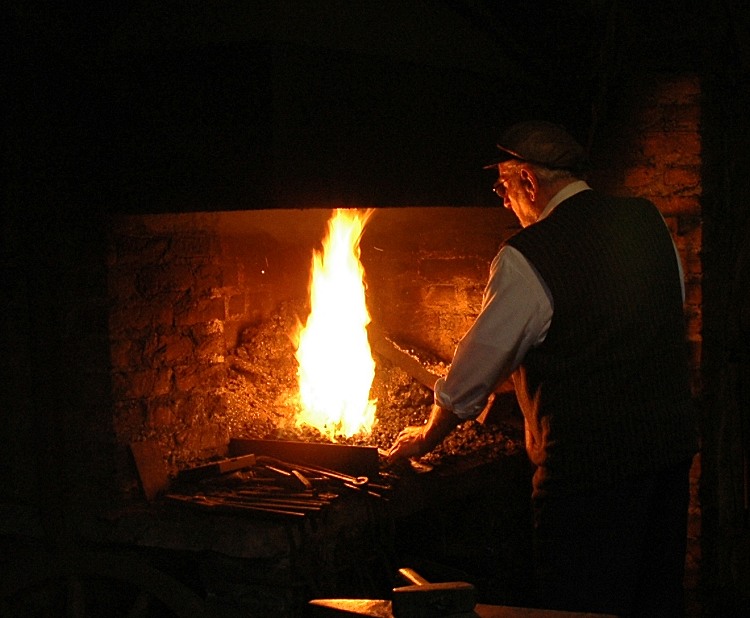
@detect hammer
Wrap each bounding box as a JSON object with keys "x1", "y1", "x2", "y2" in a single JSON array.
[
  {"x1": 307, "y1": 567, "x2": 477, "y2": 617},
  {"x1": 391, "y1": 567, "x2": 477, "y2": 618}
]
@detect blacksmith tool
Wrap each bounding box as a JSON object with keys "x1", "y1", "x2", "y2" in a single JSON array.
[
  {"x1": 391, "y1": 568, "x2": 476, "y2": 617},
  {"x1": 308, "y1": 567, "x2": 477, "y2": 617},
  {"x1": 309, "y1": 597, "x2": 616, "y2": 617},
  {"x1": 310, "y1": 572, "x2": 618, "y2": 617},
  {"x1": 368, "y1": 325, "x2": 441, "y2": 392},
  {"x1": 164, "y1": 493, "x2": 308, "y2": 519},
  {"x1": 257, "y1": 456, "x2": 369, "y2": 487}
]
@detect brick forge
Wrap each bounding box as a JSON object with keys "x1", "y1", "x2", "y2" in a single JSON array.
[{"x1": 106, "y1": 206, "x2": 520, "y2": 480}]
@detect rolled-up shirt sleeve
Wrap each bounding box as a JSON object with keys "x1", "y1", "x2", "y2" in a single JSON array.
[{"x1": 434, "y1": 245, "x2": 553, "y2": 419}]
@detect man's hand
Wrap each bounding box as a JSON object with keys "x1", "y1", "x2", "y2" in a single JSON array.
[
  {"x1": 386, "y1": 403, "x2": 462, "y2": 464},
  {"x1": 387, "y1": 425, "x2": 429, "y2": 463}
]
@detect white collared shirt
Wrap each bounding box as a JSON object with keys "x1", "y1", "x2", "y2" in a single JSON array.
[{"x1": 434, "y1": 181, "x2": 684, "y2": 419}]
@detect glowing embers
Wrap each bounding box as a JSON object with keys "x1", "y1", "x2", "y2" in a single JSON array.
[{"x1": 294, "y1": 209, "x2": 377, "y2": 440}]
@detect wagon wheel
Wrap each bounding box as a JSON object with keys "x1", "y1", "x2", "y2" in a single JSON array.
[{"x1": 1, "y1": 547, "x2": 214, "y2": 618}]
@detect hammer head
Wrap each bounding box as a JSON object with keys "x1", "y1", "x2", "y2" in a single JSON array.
[{"x1": 391, "y1": 580, "x2": 476, "y2": 618}]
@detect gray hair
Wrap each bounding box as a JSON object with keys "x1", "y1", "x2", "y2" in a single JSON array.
[{"x1": 502, "y1": 159, "x2": 578, "y2": 184}]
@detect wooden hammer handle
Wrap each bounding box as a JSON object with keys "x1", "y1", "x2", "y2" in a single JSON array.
[{"x1": 397, "y1": 568, "x2": 430, "y2": 586}]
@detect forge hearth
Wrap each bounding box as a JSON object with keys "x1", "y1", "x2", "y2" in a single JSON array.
[{"x1": 108, "y1": 207, "x2": 520, "y2": 485}]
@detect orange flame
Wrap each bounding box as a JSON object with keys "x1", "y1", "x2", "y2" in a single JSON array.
[{"x1": 294, "y1": 209, "x2": 377, "y2": 440}]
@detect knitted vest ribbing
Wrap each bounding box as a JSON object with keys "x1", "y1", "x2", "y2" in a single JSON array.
[{"x1": 505, "y1": 190, "x2": 697, "y2": 496}]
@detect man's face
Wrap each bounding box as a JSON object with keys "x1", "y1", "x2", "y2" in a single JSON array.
[{"x1": 494, "y1": 162, "x2": 539, "y2": 228}]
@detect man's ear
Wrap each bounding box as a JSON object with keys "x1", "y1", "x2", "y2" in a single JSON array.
[{"x1": 519, "y1": 167, "x2": 538, "y2": 202}]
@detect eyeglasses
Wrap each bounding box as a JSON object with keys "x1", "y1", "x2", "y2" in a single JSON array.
[{"x1": 492, "y1": 179, "x2": 507, "y2": 198}]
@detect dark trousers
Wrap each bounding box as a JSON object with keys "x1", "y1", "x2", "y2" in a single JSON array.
[{"x1": 532, "y1": 458, "x2": 693, "y2": 617}]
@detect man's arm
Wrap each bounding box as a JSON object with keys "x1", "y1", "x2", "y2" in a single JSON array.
[
  {"x1": 387, "y1": 245, "x2": 552, "y2": 462},
  {"x1": 435, "y1": 246, "x2": 553, "y2": 418}
]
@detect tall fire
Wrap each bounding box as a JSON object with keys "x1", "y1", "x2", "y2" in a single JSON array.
[{"x1": 293, "y1": 209, "x2": 377, "y2": 440}]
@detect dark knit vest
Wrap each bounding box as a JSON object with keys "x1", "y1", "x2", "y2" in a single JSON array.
[{"x1": 505, "y1": 190, "x2": 697, "y2": 496}]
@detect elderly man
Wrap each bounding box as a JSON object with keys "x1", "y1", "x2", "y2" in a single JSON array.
[{"x1": 388, "y1": 121, "x2": 698, "y2": 616}]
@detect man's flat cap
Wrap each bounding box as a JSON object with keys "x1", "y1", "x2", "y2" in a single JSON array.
[{"x1": 484, "y1": 120, "x2": 590, "y2": 174}]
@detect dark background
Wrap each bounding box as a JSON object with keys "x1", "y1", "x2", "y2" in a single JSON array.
[{"x1": 6, "y1": 0, "x2": 720, "y2": 213}]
